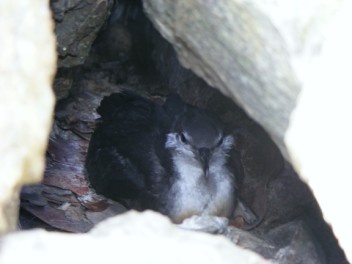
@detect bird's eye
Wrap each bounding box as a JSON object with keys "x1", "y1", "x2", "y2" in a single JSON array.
[{"x1": 180, "y1": 133, "x2": 188, "y2": 144}]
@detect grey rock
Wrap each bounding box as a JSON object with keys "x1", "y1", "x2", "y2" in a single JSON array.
[
  {"x1": 142, "y1": 1, "x2": 352, "y2": 261},
  {"x1": 51, "y1": 0, "x2": 114, "y2": 67},
  {"x1": 176, "y1": 215, "x2": 327, "y2": 263},
  {"x1": 267, "y1": 221, "x2": 326, "y2": 264},
  {"x1": 178, "y1": 215, "x2": 229, "y2": 234},
  {"x1": 143, "y1": 0, "x2": 300, "y2": 158},
  {"x1": 53, "y1": 68, "x2": 74, "y2": 100},
  {"x1": 85, "y1": 201, "x2": 127, "y2": 225},
  {"x1": 226, "y1": 227, "x2": 277, "y2": 260}
]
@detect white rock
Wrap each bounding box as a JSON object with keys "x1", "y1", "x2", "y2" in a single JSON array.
[
  {"x1": 0, "y1": 0, "x2": 56, "y2": 233},
  {"x1": 0, "y1": 211, "x2": 269, "y2": 264}
]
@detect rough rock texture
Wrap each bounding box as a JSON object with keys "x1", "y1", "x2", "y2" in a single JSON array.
[
  {"x1": 180, "y1": 215, "x2": 327, "y2": 263},
  {"x1": 0, "y1": 0, "x2": 56, "y2": 234},
  {"x1": 0, "y1": 211, "x2": 269, "y2": 264},
  {"x1": 143, "y1": 0, "x2": 351, "y2": 261},
  {"x1": 268, "y1": 222, "x2": 326, "y2": 264},
  {"x1": 2, "y1": 0, "x2": 348, "y2": 263},
  {"x1": 19, "y1": 60, "x2": 342, "y2": 261},
  {"x1": 51, "y1": 0, "x2": 114, "y2": 67},
  {"x1": 143, "y1": 0, "x2": 301, "y2": 158},
  {"x1": 17, "y1": 1, "x2": 347, "y2": 262},
  {"x1": 20, "y1": 79, "x2": 127, "y2": 232}
]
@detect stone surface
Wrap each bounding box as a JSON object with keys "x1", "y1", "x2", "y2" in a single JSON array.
[
  {"x1": 143, "y1": 0, "x2": 301, "y2": 159},
  {"x1": 0, "y1": 211, "x2": 269, "y2": 264},
  {"x1": 0, "y1": 0, "x2": 56, "y2": 234},
  {"x1": 18, "y1": 2, "x2": 345, "y2": 261},
  {"x1": 178, "y1": 214, "x2": 333, "y2": 263},
  {"x1": 268, "y1": 222, "x2": 325, "y2": 264},
  {"x1": 285, "y1": 1, "x2": 352, "y2": 261},
  {"x1": 179, "y1": 215, "x2": 229, "y2": 234},
  {"x1": 143, "y1": 0, "x2": 351, "y2": 261},
  {"x1": 51, "y1": 0, "x2": 114, "y2": 67},
  {"x1": 20, "y1": 87, "x2": 128, "y2": 232},
  {"x1": 4, "y1": 0, "x2": 348, "y2": 262}
]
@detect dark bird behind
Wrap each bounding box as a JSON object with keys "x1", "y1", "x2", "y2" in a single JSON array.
[{"x1": 86, "y1": 91, "x2": 237, "y2": 223}]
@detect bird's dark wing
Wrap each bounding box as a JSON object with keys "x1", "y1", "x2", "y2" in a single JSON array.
[
  {"x1": 86, "y1": 91, "x2": 171, "y2": 204},
  {"x1": 162, "y1": 93, "x2": 186, "y2": 119}
]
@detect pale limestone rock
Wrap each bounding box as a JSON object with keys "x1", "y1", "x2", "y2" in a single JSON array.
[
  {"x1": 285, "y1": 1, "x2": 352, "y2": 261},
  {"x1": 0, "y1": 0, "x2": 56, "y2": 233},
  {"x1": 0, "y1": 211, "x2": 269, "y2": 264},
  {"x1": 143, "y1": 0, "x2": 351, "y2": 261},
  {"x1": 143, "y1": 0, "x2": 300, "y2": 159}
]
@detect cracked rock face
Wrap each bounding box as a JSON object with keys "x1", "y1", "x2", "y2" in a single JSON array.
[{"x1": 51, "y1": 0, "x2": 114, "y2": 67}]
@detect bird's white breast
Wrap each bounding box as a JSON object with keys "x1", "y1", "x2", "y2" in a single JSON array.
[{"x1": 167, "y1": 153, "x2": 235, "y2": 223}]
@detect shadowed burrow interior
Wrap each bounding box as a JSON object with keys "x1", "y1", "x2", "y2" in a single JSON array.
[{"x1": 19, "y1": 1, "x2": 348, "y2": 263}]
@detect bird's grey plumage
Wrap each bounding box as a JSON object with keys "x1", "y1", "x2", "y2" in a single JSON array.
[{"x1": 86, "y1": 91, "x2": 237, "y2": 223}]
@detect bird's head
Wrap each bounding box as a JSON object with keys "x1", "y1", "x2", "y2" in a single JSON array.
[{"x1": 165, "y1": 107, "x2": 234, "y2": 178}]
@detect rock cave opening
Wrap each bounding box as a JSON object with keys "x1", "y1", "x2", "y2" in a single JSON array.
[{"x1": 18, "y1": 1, "x2": 348, "y2": 263}]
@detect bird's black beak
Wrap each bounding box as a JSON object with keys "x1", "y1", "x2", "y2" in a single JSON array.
[{"x1": 198, "y1": 148, "x2": 210, "y2": 178}]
